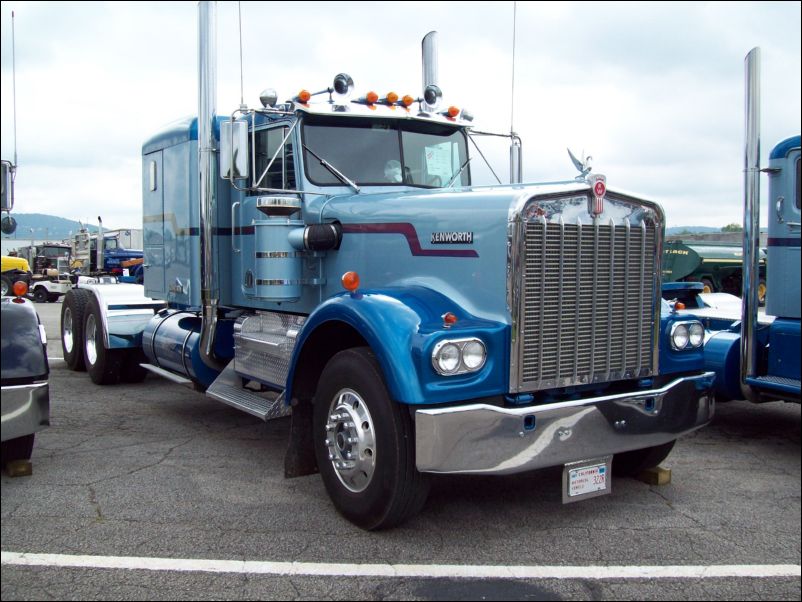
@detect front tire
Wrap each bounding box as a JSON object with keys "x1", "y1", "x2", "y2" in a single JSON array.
[
  {"x1": 613, "y1": 440, "x2": 676, "y2": 477},
  {"x1": 313, "y1": 347, "x2": 430, "y2": 530},
  {"x1": 32, "y1": 286, "x2": 48, "y2": 303},
  {"x1": 84, "y1": 296, "x2": 123, "y2": 385}
]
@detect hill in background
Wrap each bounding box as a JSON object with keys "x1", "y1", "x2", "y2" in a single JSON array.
[{"x1": 1, "y1": 213, "x2": 100, "y2": 242}]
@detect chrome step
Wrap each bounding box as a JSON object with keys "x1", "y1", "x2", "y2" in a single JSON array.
[
  {"x1": 140, "y1": 363, "x2": 193, "y2": 387},
  {"x1": 206, "y1": 361, "x2": 291, "y2": 421}
]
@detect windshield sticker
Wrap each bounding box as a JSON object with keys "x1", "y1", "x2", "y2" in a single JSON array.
[{"x1": 426, "y1": 142, "x2": 455, "y2": 182}]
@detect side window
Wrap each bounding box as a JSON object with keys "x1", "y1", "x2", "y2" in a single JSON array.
[
  {"x1": 254, "y1": 127, "x2": 296, "y2": 190},
  {"x1": 796, "y1": 157, "x2": 800, "y2": 210}
]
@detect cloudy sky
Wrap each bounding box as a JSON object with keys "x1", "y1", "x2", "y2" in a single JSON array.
[{"x1": 1, "y1": 1, "x2": 800, "y2": 231}]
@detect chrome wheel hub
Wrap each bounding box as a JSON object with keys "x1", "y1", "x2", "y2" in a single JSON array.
[
  {"x1": 85, "y1": 314, "x2": 98, "y2": 366},
  {"x1": 63, "y1": 308, "x2": 74, "y2": 353},
  {"x1": 325, "y1": 388, "x2": 376, "y2": 493}
]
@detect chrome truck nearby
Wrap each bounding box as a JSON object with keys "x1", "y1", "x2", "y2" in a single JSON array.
[
  {"x1": 700, "y1": 48, "x2": 800, "y2": 404},
  {"x1": 59, "y1": 3, "x2": 714, "y2": 529}
]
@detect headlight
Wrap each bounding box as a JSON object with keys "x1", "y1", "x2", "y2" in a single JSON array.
[
  {"x1": 462, "y1": 340, "x2": 487, "y2": 370},
  {"x1": 670, "y1": 321, "x2": 704, "y2": 350},
  {"x1": 432, "y1": 338, "x2": 487, "y2": 376},
  {"x1": 688, "y1": 322, "x2": 704, "y2": 348},
  {"x1": 671, "y1": 323, "x2": 689, "y2": 350},
  {"x1": 434, "y1": 342, "x2": 461, "y2": 374}
]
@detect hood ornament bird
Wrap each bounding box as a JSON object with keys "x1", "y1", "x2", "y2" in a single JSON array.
[{"x1": 567, "y1": 148, "x2": 592, "y2": 181}]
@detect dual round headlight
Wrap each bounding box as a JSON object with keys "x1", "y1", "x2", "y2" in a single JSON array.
[
  {"x1": 432, "y1": 338, "x2": 487, "y2": 375},
  {"x1": 670, "y1": 321, "x2": 705, "y2": 350}
]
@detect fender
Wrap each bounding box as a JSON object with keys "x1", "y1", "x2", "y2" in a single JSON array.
[
  {"x1": 704, "y1": 330, "x2": 743, "y2": 401},
  {"x1": 286, "y1": 286, "x2": 508, "y2": 405},
  {"x1": 78, "y1": 283, "x2": 166, "y2": 349}
]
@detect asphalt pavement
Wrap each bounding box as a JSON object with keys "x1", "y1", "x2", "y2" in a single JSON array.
[{"x1": 1, "y1": 300, "x2": 800, "y2": 600}]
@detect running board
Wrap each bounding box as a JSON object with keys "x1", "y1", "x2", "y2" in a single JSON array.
[
  {"x1": 206, "y1": 361, "x2": 292, "y2": 421},
  {"x1": 140, "y1": 363, "x2": 194, "y2": 387}
]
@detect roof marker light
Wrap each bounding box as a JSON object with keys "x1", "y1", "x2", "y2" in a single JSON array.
[
  {"x1": 400, "y1": 95, "x2": 415, "y2": 108},
  {"x1": 295, "y1": 89, "x2": 312, "y2": 103},
  {"x1": 385, "y1": 92, "x2": 399, "y2": 105}
]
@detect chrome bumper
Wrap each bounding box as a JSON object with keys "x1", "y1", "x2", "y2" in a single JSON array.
[
  {"x1": 415, "y1": 372, "x2": 715, "y2": 475},
  {"x1": 1, "y1": 382, "x2": 50, "y2": 443}
]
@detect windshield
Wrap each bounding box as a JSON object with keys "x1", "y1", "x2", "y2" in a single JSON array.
[
  {"x1": 41, "y1": 246, "x2": 70, "y2": 258},
  {"x1": 302, "y1": 115, "x2": 470, "y2": 188}
]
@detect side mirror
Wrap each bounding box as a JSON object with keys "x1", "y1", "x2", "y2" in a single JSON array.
[
  {"x1": 220, "y1": 119, "x2": 249, "y2": 181},
  {"x1": 1, "y1": 215, "x2": 16, "y2": 235},
  {"x1": 1, "y1": 160, "x2": 13, "y2": 212}
]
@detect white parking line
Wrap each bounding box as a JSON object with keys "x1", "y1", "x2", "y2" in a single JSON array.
[{"x1": 2, "y1": 552, "x2": 799, "y2": 580}]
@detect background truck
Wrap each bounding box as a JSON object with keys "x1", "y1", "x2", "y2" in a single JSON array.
[
  {"x1": 69, "y1": 221, "x2": 144, "y2": 282},
  {"x1": 695, "y1": 48, "x2": 800, "y2": 404},
  {"x1": 15, "y1": 241, "x2": 73, "y2": 302},
  {"x1": 59, "y1": 2, "x2": 714, "y2": 529},
  {"x1": 662, "y1": 240, "x2": 767, "y2": 304}
]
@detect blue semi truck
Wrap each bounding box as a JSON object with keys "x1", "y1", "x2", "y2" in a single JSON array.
[{"x1": 59, "y1": 3, "x2": 714, "y2": 529}]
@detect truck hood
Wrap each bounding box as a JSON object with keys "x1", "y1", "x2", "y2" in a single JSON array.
[{"x1": 315, "y1": 181, "x2": 663, "y2": 323}]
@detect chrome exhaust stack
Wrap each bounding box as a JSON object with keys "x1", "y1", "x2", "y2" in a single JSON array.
[
  {"x1": 740, "y1": 47, "x2": 761, "y2": 399},
  {"x1": 422, "y1": 31, "x2": 438, "y2": 92},
  {"x1": 198, "y1": 1, "x2": 224, "y2": 370}
]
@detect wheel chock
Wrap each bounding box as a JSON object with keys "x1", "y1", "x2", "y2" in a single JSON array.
[
  {"x1": 4, "y1": 460, "x2": 33, "y2": 477},
  {"x1": 637, "y1": 466, "x2": 671, "y2": 486}
]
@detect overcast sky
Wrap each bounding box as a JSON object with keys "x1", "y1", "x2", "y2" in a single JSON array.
[{"x1": 1, "y1": 1, "x2": 800, "y2": 231}]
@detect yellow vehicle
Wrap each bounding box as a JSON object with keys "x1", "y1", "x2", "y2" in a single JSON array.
[{"x1": 1, "y1": 255, "x2": 32, "y2": 297}]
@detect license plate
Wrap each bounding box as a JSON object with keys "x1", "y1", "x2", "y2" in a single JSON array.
[{"x1": 562, "y1": 456, "x2": 612, "y2": 504}]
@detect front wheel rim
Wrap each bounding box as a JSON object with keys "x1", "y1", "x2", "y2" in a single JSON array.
[
  {"x1": 324, "y1": 388, "x2": 376, "y2": 493},
  {"x1": 85, "y1": 314, "x2": 98, "y2": 366}
]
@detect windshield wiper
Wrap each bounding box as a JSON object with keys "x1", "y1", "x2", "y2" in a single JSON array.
[
  {"x1": 302, "y1": 144, "x2": 360, "y2": 193},
  {"x1": 446, "y1": 157, "x2": 472, "y2": 188}
]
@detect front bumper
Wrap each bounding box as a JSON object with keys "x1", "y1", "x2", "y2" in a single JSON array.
[
  {"x1": 415, "y1": 372, "x2": 715, "y2": 475},
  {"x1": 1, "y1": 382, "x2": 50, "y2": 443}
]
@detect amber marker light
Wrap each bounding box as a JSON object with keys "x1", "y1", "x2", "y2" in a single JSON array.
[
  {"x1": 675, "y1": 302, "x2": 686, "y2": 310},
  {"x1": 401, "y1": 95, "x2": 414, "y2": 107},
  {"x1": 442, "y1": 312, "x2": 458, "y2": 328},
  {"x1": 386, "y1": 91, "x2": 399, "y2": 104},
  {"x1": 447, "y1": 106, "x2": 460, "y2": 118},
  {"x1": 296, "y1": 89, "x2": 312, "y2": 103},
  {"x1": 342, "y1": 271, "x2": 360, "y2": 293},
  {"x1": 12, "y1": 280, "x2": 28, "y2": 302},
  {"x1": 366, "y1": 91, "x2": 379, "y2": 105}
]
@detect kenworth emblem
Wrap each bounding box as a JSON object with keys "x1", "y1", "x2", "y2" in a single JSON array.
[
  {"x1": 431, "y1": 231, "x2": 474, "y2": 244},
  {"x1": 589, "y1": 174, "x2": 606, "y2": 217}
]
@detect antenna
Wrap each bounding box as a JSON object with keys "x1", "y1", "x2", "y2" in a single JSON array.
[
  {"x1": 510, "y1": 1, "x2": 517, "y2": 135},
  {"x1": 237, "y1": 1, "x2": 245, "y2": 108},
  {"x1": 12, "y1": 10, "x2": 19, "y2": 169}
]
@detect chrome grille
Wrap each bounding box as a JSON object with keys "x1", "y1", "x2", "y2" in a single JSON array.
[{"x1": 518, "y1": 218, "x2": 656, "y2": 391}]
